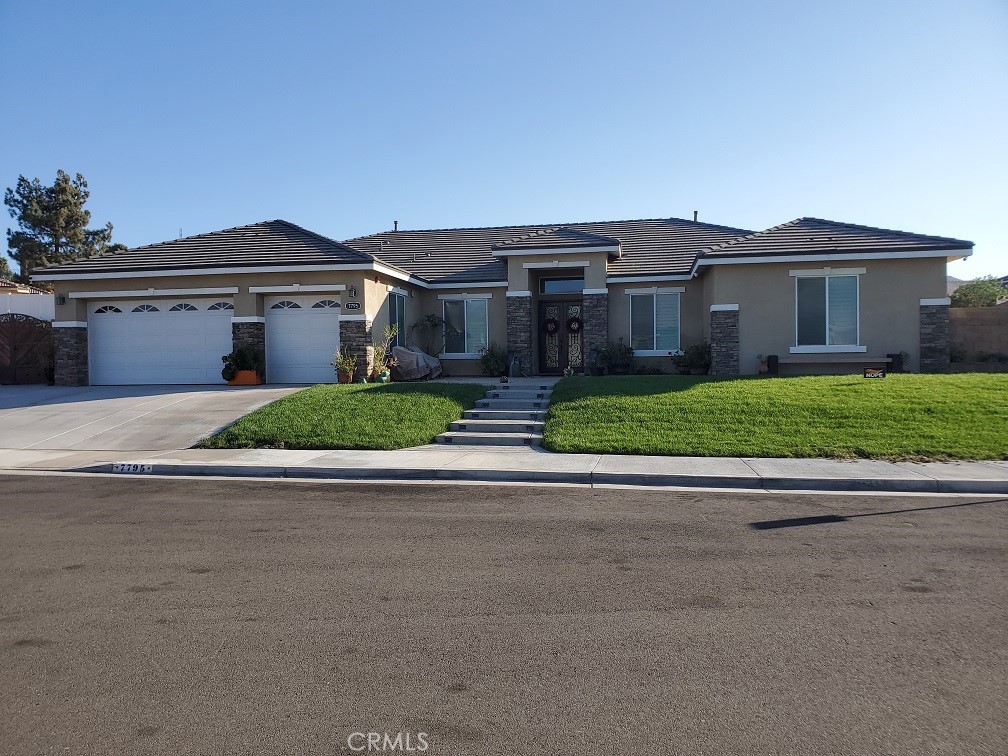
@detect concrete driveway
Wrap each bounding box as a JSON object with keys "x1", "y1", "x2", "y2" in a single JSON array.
[{"x1": 0, "y1": 385, "x2": 302, "y2": 451}]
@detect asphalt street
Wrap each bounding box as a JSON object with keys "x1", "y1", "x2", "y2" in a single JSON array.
[{"x1": 0, "y1": 474, "x2": 1004, "y2": 755}]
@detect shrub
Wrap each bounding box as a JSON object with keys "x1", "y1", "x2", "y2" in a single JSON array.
[
  {"x1": 222, "y1": 344, "x2": 265, "y2": 381},
  {"x1": 601, "y1": 338, "x2": 634, "y2": 368},
  {"x1": 950, "y1": 276, "x2": 1007, "y2": 308},
  {"x1": 672, "y1": 342, "x2": 711, "y2": 374},
  {"x1": 478, "y1": 342, "x2": 509, "y2": 376}
]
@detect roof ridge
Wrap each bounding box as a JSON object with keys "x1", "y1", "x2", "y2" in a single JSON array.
[
  {"x1": 271, "y1": 219, "x2": 377, "y2": 263},
  {"x1": 797, "y1": 216, "x2": 974, "y2": 244},
  {"x1": 700, "y1": 218, "x2": 802, "y2": 254},
  {"x1": 345, "y1": 215, "x2": 750, "y2": 240}
]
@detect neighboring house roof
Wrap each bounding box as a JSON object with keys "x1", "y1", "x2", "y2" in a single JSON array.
[
  {"x1": 0, "y1": 278, "x2": 49, "y2": 294},
  {"x1": 33, "y1": 220, "x2": 380, "y2": 276},
  {"x1": 698, "y1": 217, "x2": 974, "y2": 261},
  {"x1": 347, "y1": 218, "x2": 752, "y2": 284}
]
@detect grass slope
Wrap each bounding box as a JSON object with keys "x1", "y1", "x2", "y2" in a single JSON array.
[
  {"x1": 199, "y1": 382, "x2": 488, "y2": 450},
  {"x1": 543, "y1": 374, "x2": 1008, "y2": 460}
]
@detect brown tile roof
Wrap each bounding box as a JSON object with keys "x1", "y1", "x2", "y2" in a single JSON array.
[
  {"x1": 491, "y1": 227, "x2": 621, "y2": 251},
  {"x1": 350, "y1": 217, "x2": 752, "y2": 283},
  {"x1": 33, "y1": 220, "x2": 382, "y2": 276},
  {"x1": 0, "y1": 278, "x2": 50, "y2": 294},
  {"x1": 698, "y1": 217, "x2": 973, "y2": 261}
]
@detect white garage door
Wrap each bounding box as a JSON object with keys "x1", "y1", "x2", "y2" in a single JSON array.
[
  {"x1": 89, "y1": 299, "x2": 234, "y2": 385},
  {"x1": 265, "y1": 296, "x2": 341, "y2": 384}
]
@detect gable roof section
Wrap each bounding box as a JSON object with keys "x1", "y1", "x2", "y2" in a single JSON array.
[
  {"x1": 33, "y1": 220, "x2": 380, "y2": 277},
  {"x1": 698, "y1": 217, "x2": 973, "y2": 263},
  {"x1": 348, "y1": 218, "x2": 752, "y2": 284},
  {"x1": 491, "y1": 227, "x2": 621, "y2": 252}
]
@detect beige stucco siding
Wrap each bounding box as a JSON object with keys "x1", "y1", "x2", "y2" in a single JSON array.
[
  {"x1": 505, "y1": 252, "x2": 608, "y2": 291},
  {"x1": 52, "y1": 270, "x2": 372, "y2": 321},
  {"x1": 605, "y1": 281, "x2": 703, "y2": 370},
  {"x1": 700, "y1": 257, "x2": 948, "y2": 373}
]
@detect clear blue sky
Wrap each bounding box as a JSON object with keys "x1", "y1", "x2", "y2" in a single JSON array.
[{"x1": 2, "y1": 0, "x2": 1006, "y2": 277}]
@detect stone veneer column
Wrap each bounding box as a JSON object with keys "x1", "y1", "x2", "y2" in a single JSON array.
[
  {"x1": 230, "y1": 318, "x2": 266, "y2": 379},
  {"x1": 919, "y1": 298, "x2": 951, "y2": 373},
  {"x1": 506, "y1": 294, "x2": 533, "y2": 377},
  {"x1": 339, "y1": 318, "x2": 374, "y2": 381},
  {"x1": 709, "y1": 305, "x2": 740, "y2": 376},
  {"x1": 53, "y1": 325, "x2": 89, "y2": 386},
  {"x1": 582, "y1": 291, "x2": 609, "y2": 365}
]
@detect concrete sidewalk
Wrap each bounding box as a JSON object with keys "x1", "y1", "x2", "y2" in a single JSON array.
[{"x1": 1, "y1": 444, "x2": 1006, "y2": 494}]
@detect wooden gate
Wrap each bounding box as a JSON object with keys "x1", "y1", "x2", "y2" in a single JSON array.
[{"x1": 0, "y1": 313, "x2": 53, "y2": 384}]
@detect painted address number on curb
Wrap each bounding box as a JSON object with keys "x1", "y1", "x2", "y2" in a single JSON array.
[{"x1": 112, "y1": 463, "x2": 153, "y2": 473}]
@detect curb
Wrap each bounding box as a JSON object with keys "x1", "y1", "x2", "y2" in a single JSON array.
[{"x1": 68, "y1": 462, "x2": 1008, "y2": 495}]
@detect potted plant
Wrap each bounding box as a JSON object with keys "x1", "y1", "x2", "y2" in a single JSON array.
[
  {"x1": 677, "y1": 342, "x2": 711, "y2": 375},
  {"x1": 221, "y1": 344, "x2": 265, "y2": 385},
  {"x1": 602, "y1": 338, "x2": 634, "y2": 375},
  {"x1": 371, "y1": 325, "x2": 399, "y2": 383},
  {"x1": 332, "y1": 347, "x2": 357, "y2": 384}
]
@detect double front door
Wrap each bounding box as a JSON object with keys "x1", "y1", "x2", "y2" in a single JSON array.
[{"x1": 538, "y1": 300, "x2": 584, "y2": 375}]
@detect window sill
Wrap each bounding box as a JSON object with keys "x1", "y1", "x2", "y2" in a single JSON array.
[
  {"x1": 438, "y1": 353, "x2": 482, "y2": 360},
  {"x1": 789, "y1": 345, "x2": 867, "y2": 354},
  {"x1": 633, "y1": 349, "x2": 681, "y2": 357}
]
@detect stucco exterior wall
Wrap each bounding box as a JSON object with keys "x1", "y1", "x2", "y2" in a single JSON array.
[
  {"x1": 505, "y1": 252, "x2": 608, "y2": 291},
  {"x1": 606, "y1": 279, "x2": 702, "y2": 371},
  {"x1": 699, "y1": 257, "x2": 948, "y2": 374},
  {"x1": 413, "y1": 286, "x2": 507, "y2": 376}
]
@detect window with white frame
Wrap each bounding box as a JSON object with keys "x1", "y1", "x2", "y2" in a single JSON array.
[
  {"x1": 795, "y1": 274, "x2": 859, "y2": 347},
  {"x1": 628, "y1": 290, "x2": 681, "y2": 352},
  {"x1": 442, "y1": 297, "x2": 489, "y2": 355},
  {"x1": 389, "y1": 292, "x2": 406, "y2": 347}
]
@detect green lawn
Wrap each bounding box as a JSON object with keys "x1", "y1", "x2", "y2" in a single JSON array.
[
  {"x1": 543, "y1": 374, "x2": 1008, "y2": 460},
  {"x1": 198, "y1": 382, "x2": 489, "y2": 450}
]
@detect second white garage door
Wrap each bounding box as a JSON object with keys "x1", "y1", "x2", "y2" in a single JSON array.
[{"x1": 265, "y1": 296, "x2": 341, "y2": 384}]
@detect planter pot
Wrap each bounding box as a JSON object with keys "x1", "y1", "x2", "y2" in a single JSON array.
[
  {"x1": 337, "y1": 370, "x2": 354, "y2": 384},
  {"x1": 228, "y1": 370, "x2": 262, "y2": 386},
  {"x1": 378, "y1": 370, "x2": 390, "y2": 383},
  {"x1": 757, "y1": 361, "x2": 769, "y2": 375},
  {"x1": 589, "y1": 365, "x2": 605, "y2": 377}
]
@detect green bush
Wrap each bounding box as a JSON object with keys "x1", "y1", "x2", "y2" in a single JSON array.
[{"x1": 478, "y1": 342, "x2": 509, "y2": 376}]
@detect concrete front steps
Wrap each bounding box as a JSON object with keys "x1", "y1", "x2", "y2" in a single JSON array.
[{"x1": 436, "y1": 383, "x2": 552, "y2": 447}]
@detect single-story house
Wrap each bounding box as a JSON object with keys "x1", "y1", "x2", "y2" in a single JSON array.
[{"x1": 32, "y1": 216, "x2": 973, "y2": 385}]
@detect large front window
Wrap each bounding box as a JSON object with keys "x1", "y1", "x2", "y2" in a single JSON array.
[
  {"x1": 796, "y1": 275, "x2": 859, "y2": 346},
  {"x1": 443, "y1": 298, "x2": 489, "y2": 355},
  {"x1": 629, "y1": 292, "x2": 680, "y2": 352}
]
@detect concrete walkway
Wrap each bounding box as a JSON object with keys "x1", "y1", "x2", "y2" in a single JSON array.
[{"x1": 1, "y1": 443, "x2": 1006, "y2": 494}]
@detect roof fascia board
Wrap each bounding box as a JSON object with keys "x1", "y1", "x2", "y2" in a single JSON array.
[
  {"x1": 492, "y1": 245, "x2": 619, "y2": 257},
  {"x1": 425, "y1": 281, "x2": 507, "y2": 290},
  {"x1": 35, "y1": 262, "x2": 425, "y2": 284},
  {"x1": 248, "y1": 284, "x2": 348, "y2": 293},
  {"x1": 69, "y1": 286, "x2": 239, "y2": 299},
  {"x1": 522, "y1": 260, "x2": 590, "y2": 269},
  {"x1": 605, "y1": 274, "x2": 693, "y2": 284},
  {"x1": 696, "y1": 249, "x2": 972, "y2": 267}
]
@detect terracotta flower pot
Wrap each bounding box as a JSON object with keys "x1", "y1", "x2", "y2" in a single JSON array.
[
  {"x1": 228, "y1": 370, "x2": 262, "y2": 386},
  {"x1": 337, "y1": 370, "x2": 354, "y2": 384}
]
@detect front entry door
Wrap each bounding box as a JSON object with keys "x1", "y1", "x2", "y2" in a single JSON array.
[{"x1": 539, "y1": 300, "x2": 584, "y2": 375}]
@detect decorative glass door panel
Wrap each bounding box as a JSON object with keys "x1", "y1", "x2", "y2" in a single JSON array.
[{"x1": 539, "y1": 300, "x2": 583, "y2": 374}]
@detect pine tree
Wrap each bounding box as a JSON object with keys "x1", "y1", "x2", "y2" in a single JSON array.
[{"x1": 4, "y1": 170, "x2": 113, "y2": 280}]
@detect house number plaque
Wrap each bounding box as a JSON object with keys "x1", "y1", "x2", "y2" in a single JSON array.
[{"x1": 344, "y1": 302, "x2": 361, "y2": 311}]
